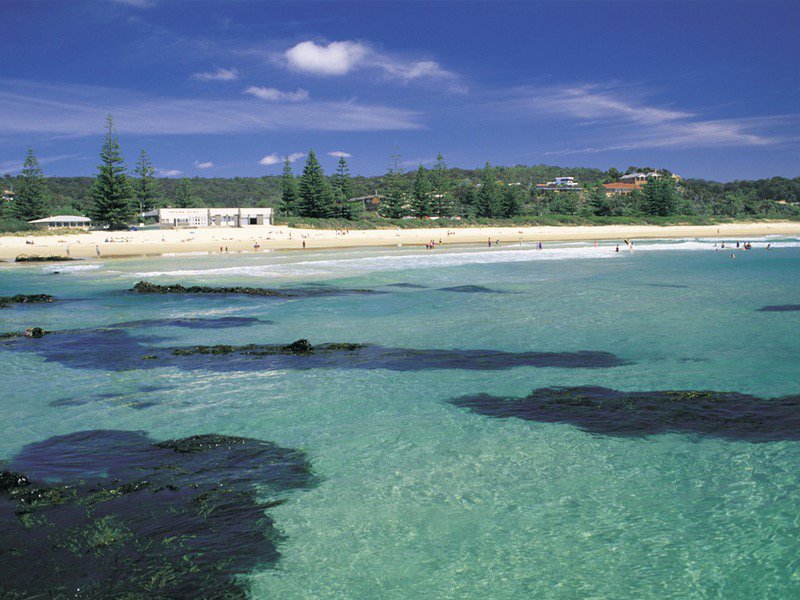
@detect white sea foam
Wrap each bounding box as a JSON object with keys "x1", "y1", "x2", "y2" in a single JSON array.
[
  {"x1": 42, "y1": 263, "x2": 103, "y2": 273},
  {"x1": 129, "y1": 237, "x2": 800, "y2": 280}
]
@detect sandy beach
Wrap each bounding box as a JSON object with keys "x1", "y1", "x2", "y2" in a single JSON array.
[{"x1": 1, "y1": 221, "x2": 799, "y2": 261}]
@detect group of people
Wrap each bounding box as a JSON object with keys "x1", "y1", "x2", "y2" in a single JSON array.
[{"x1": 425, "y1": 239, "x2": 443, "y2": 250}]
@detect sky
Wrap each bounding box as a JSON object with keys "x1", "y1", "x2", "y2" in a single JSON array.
[{"x1": 1, "y1": 0, "x2": 799, "y2": 181}]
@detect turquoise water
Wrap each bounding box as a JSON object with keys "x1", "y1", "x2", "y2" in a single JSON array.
[{"x1": 2, "y1": 238, "x2": 800, "y2": 598}]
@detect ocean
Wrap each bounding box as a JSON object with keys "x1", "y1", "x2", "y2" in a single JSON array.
[{"x1": 1, "y1": 237, "x2": 799, "y2": 598}]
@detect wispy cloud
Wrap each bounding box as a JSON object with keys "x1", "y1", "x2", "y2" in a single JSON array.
[
  {"x1": 157, "y1": 168, "x2": 182, "y2": 177},
  {"x1": 0, "y1": 80, "x2": 424, "y2": 135},
  {"x1": 193, "y1": 160, "x2": 214, "y2": 169},
  {"x1": 328, "y1": 150, "x2": 351, "y2": 158},
  {"x1": 191, "y1": 67, "x2": 240, "y2": 82},
  {"x1": 0, "y1": 154, "x2": 79, "y2": 174},
  {"x1": 401, "y1": 157, "x2": 435, "y2": 169},
  {"x1": 110, "y1": 0, "x2": 156, "y2": 7},
  {"x1": 243, "y1": 86, "x2": 309, "y2": 102},
  {"x1": 258, "y1": 154, "x2": 280, "y2": 166},
  {"x1": 287, "y1": 152, "x2": 305, "y2": 162},
  {"x1": 281, "y1": 40, "x2": 466, "y2": 92},
  {"x1": 500, "y1": 83, "x2": 793, "y2": 151}
]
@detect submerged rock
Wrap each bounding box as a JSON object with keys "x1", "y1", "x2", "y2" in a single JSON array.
[
  {"x1": 282, "y1": 338, "x2": 314, "y2": 354},
  {"x1": 450, "y1": 386, "x2": 800, "y2": 442},
  {"x1": 23, "y1": 327, "x2": 47, "y2": 338},
  {"x1": 0, "y1": 429, "x2": 316, "y2": 598}
]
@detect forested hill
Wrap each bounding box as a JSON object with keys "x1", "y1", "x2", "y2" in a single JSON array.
[
  {"x1": 11, "y1": 164, "x2": 608, "y2": 213},
  {"x1": 3, "y1": 164, "x2": 800, "y2": 219}
]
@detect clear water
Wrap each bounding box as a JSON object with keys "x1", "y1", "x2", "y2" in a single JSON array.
[{"x1": 2, "y1": 238, "x2": 799, "y2": 598}]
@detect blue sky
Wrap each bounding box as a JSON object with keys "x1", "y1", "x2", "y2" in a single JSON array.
[{"x1": 1, "y1": 0, "x2": 799, "y2": 181}]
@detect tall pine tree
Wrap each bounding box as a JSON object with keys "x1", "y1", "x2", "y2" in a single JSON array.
[
  {"x1": 133, "y1": 149, "x2": 160, "y2": 214},
  {"x1": 381, "y1": 147, "x2": 408, "y2": 219},
  {"x1": 280, "y1": 158, "x2": 299, "y2": 216},
  {"x1": 475, "y1": 162, "x2": 500, "y2": 218},
  {"x1": 410, "y1": 165, "x2": 431, "y2": 218},
  {"x1": 90, "y1": 115, "x2": 133, "y2": 229},
  {"x1": 174, "y1": 178, "x2": 200, "y2": 208},
  {"x1": 298, "y1": 150, "x2": 333, "y2": 218},
  {"x1": 331, "y1": 156, "x2": 355, "y2": 219},
  {"x1": 430, "y1": 153, "x2": 452, "y2": 217},
  {"x1": 14, "y1": 149, "x2": 49, "y2": 222},
  {"x1": 643, "y1": 176, "x2": 678, "y2": 216}
]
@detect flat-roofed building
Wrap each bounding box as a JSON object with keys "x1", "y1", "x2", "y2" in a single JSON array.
[
  {"x1": 29, "y1": 215, "x2": 92, "y2": 229},
  {"x1": 157, "y1": 207, "x2": 273, "y2": 228}
]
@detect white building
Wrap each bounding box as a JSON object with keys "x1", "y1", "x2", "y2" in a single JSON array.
[
  {"x1": 156, "y1": 207, "x2": 273, "y2": 228},
  {"x1": 29, "y1": 215, "x2": 92, "y2": 229},
  {"x1": 553, "y1": 176, "x2": 579, "y2": 187}
]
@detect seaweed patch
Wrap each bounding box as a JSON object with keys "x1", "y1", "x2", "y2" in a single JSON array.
[
  {"x1": 449, "y1": 386, "x2": 800, "y2": 442},
  {"x1": 0, "y1": 429, "x2": 316, "y2": 598}
]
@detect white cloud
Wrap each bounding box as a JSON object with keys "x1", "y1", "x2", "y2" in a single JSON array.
[
  {"x1": 285, "y1": 41, "x2": 367, "y2": 76},
  {"x1": 287, "y1": 152, "x2": 305, "y2": 163},
  {"x1": 0, "y1": 80, "x2": 423, "y2": 135},
  {"x1": 243, "y1": 86, "x2": 309, "y2": 102},
  {"x1": 157, "y1": 168, "x2": 182, "y2": 177},
  {"x1": 282, "y1": 40, "x2": 465, "y2": 91},
  {"x1": 328, "y1": 151, "x2": 351, "y2": 158},
  {"x1": 259, "y1": 154, "x2": 281, "y2": 166},
  {"x1": 193, "y1": 160, "x2": 214, "y2": 169},
  {"x1": 191, "y1": 67, "x2": 239, "y2": 82}
]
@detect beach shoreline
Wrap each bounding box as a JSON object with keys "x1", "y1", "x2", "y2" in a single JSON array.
[{"x1": 1, "y1": 221, "x2": 798, "y2": 261}]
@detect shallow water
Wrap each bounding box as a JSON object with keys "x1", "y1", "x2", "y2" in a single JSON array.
[{"x1": 2, "y1": 238, "x2": 800, "y2": 598}]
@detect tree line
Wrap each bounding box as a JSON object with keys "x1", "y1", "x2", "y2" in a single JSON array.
[{"x1": 3, "y1": 125, "x2": 800, "y2": 232}]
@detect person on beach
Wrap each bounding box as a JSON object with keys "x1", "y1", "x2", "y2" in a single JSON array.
[
  {"x1": 615, "y1": 244, "x2": 619, "y2": 253},
  {"x1": 488, "y1": 238, "x2": 492, "y2": 247},
  {"x1": 302, "y1": 240, "x2": 306, "y2": 249},
  {"x1": 95, "y1": 245, "x2": 100, "y2": 257},
  {"x1": 538, "y1": 241, "x2": 542, "y2": 250}
]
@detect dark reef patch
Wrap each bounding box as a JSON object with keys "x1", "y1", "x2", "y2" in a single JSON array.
[
  {"x1": 0, "y1": 429, "x2": 316, "y2": 598},
  {"x1": 438, "y1": 285, "x2": 508, "y2": 294},
  {"x1": 111, "y1": 316, "x2": 270, "y2": 329},
  {"x1": 5, "y1": 328, "x2": 629, "y2": 372},
  {"x1": 644, "y1": 283, "x2": 690, "y2": 289},
  {"x1": 49, "y1": 385, "x2": 172, "y2": 409},
  {"x1": 385, "y1": 283, "x2": 428, "y2": 289},
  {"x1": 0, "y1": 294, "x2": 55, "y2": 309},
  {"x1": 449, "y1": 386, "x2": 800, "y2": 442},
  {"x1": 131, "y1": 280, "x2": 382, "y2": 298},
  {"x1": 758, "y1": 304, "x2": 800, "y2": 312}
]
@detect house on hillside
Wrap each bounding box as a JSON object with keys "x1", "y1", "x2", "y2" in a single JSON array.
[
  {"x1": 535, "y1": 176, "x2": 583, "y2": 193},
  {"x1": 2, "y1": 189, "x2": 14, "y2": 203},
  {"x1": 602, "y1": 182, "x2": 641, "y2": 196},
  {"x1": 350, "y1": 193, "x2": 384, "y2": 212}
]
